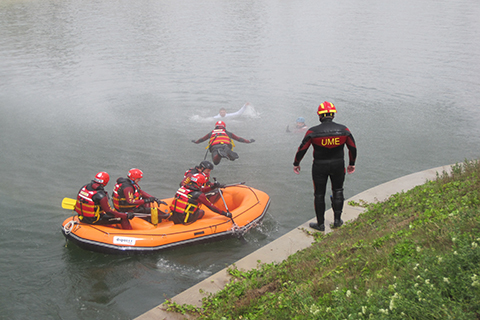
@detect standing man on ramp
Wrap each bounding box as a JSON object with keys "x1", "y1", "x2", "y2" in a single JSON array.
[{"x1": 293, "y1": 101, "x2": 357, "y2": 232}]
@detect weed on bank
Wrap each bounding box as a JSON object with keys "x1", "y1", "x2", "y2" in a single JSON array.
[{"x1": 166, "y1": 159, "x2": 480, "y2": 319}]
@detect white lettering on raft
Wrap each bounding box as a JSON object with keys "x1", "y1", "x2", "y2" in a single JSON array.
[{"x1": 113, "y1": 236, "x2": 140, "y2": 246}]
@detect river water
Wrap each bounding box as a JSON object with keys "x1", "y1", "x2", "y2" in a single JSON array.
[{"x1": 1, "y1": 0, "x2": 479, "y2": 319}]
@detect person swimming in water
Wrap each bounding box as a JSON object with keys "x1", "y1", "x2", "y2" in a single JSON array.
[
  {"x1": 286, "y1": 117, "x2": 308, "y2": 133},
  {"x1": 213, "y1": 103, "x2": 249, "y2": 119}
]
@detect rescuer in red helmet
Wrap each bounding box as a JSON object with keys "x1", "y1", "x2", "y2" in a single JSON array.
[
  {"x1": 181, "y1": 160, "x2": 224, "y2": 190},
  {"x1": 191, "y1": 120, "x2": 255, "y2": 165},
  {"x1": 112, "y1": 168, "x2": 166, "y2": 214},
  {"x1": 293, "y1": 101, "x2": 357, "y2": 232},
  {"x1": 169, "y1": 173, "x2": 231, "y2": 225},
  {"x1": 74, "y1": 171, "x2": 134, "y2": 230},
  {"x1": 181, "y1": 160, "x2": 224, "y2": 203}
]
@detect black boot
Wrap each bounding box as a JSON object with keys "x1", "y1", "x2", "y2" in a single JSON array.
[
  {"x1": 332, "y1": 219, "x2": 343, "y2": 228},
  {"x1": 331, "y1": 190, "x2": 344, "y2": 229},
  {"x1": 309, "y1": 222, "x2": 325, "y2": 231}
]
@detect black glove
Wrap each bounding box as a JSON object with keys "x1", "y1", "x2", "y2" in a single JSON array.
[
  {"x1": 191, "y1": 140, "x2": 197, "y2": 143},
  {"x1": 127, "y1": 212, "x2": 135, "y2": 220},
  {"x1": 214, "y1": 181, "x2": 226, "y2": 189},
  {"x1": 155, "y1": 198, "x2": 167, "y2": 206},
  {"x1": 144, "y1": 197, "x2": 155, "y2": 204},
  {"x1": 222, "y1": 211, "x2": 232, "y2": 218},
  {"x1": 250, "y1": 139, "x2": 255, "y2": 143}
]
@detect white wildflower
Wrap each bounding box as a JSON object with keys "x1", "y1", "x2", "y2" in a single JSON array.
[
  {"x1": 416, "y1": 246, "x2": 422, "y2": 252},
  {"x1": 472, "y1": 275, "x2": 480, "y2": 287},
  {"x1": 362, "y1": 306, "x2": 367, "y2": 314},
  {"x1": 472, "y1": 242, "x2": 478, "y2": 248},
  {"x1": 389, "y1": 299, "x2": 395, "y2": 310},
  {"x1": 346, "y1": 290, "x2": 352, "y2": 298},
  {"x1": 309, "y1": 304, "x2": 320, "y2": 316}
]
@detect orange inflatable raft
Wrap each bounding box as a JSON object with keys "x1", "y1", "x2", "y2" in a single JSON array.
[{"x1": 61, "y1": 184, "x2": 270, "y2": 254}]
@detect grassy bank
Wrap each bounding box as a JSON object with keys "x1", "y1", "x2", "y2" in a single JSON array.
[{"x1": 167, "y1": 159, "x2": 480, "y2": 319}]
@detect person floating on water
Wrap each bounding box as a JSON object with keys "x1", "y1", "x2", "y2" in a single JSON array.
[
  {"x1": 191, "y1": 120, "x2": 255, "y2": 165},
  {"x1": 213, "y1": 102, "x2": 249, "y2": 119},
  {"x1": 293, "y1": 101, "x2": 357, "y2": 232},
  {"x1": 286, "y1": 117, "x2": 308, "y2": 133},
  {"x1": 169, "y1": 173, "x2": 231, "y2": 225},
  {"x1": 74, "y1": 171, "x2": 134, "y2": 230}
]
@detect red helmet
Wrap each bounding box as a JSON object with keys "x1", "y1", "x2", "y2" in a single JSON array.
[
  {"x1": 128, "y1": 168, "x2": 143, "y2": 180},
  {"x1": 94, "y1": 171, "x2": 110, "y2": 186},
  {"x1": 190, "y1": 173, "x2": 206, "y2": 187},
  {"x1": 215, "y1": 121, "x2": 226, "y2": 129},
  {"x1": 317, "y1": 101, "x2": 337, "y2": 116}
]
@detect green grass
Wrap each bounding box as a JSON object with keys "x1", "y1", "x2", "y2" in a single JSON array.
[{"x1": 166, "y1": 159, "x2": 480, "y2": 319}]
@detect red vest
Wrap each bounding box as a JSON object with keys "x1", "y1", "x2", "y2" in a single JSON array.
[
  {"x1": 209, "y1": 129, "x2": 232, "y2": 146},
  {"x1": 112, "y1": 178, "x2": 141, "y2": 211},
  {"x1": 170, "y1": 187, "x2": 200, "y2": 224},
  {"x1": 181, "y1": 168, "x2": 210, "y2": 188},
  {"x1": 74, "y1": 184, "x2": 102, "y2": 221}
]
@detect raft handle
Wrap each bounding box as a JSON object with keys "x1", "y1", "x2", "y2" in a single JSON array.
[{"x1": 63, "y1": 220, "x2": 78, "y2": 235}]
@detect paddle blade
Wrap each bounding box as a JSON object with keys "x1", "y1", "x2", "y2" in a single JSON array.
[{"x1": 61, "y1": 197, "x2": 77, "y2": 210}]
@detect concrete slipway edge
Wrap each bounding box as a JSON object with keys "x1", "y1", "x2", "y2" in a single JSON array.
[{"x1": 135, "y1": 164, "x2": 453, "y2": 320}]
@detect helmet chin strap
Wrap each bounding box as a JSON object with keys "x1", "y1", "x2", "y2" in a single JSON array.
[{"x1": 320, "y1": 114, "x2": 334, "y2": 122}]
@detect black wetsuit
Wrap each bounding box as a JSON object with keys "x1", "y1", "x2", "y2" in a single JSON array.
[{"x1": 293, "y1": 118, "x2": 357, "y2": 225}]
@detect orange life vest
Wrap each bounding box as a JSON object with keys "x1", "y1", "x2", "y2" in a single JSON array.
[
  {"x1": 170, "y1": 187, "x2": 201, "y2": 224},
  {"x1": 74, "y1": 184, "x2": 103, "y2": 222},
  {"x1": 112, "y1": 178, "x2": 141, "y2": 211},
  {"x1": 209, "y1": 129, "x2": 232, "y2": 147}
]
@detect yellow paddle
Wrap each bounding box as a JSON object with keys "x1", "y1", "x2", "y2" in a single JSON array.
[{"x1": 61, "y1": 197, "x2": 77, "y2": 210}]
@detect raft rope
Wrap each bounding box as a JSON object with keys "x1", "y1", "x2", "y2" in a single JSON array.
[{"x1": 63, "y1": 220, "x2": 78, "y2": 235}]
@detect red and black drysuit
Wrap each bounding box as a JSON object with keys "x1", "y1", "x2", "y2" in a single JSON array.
[
  {"x1": 74, "y1": 181, "x2": 132, "y2": 230},
  {"x1": 112, "y1": 177, "x2": 155, "y2": 213},
  {"x1": 293, "y1": 118, "x2": 357, "y2": 226},
  {"x1": 193, "y1": 128, "x2": 252, "y2": 165},
  {"x1": 169, "y1": 184, "x2": 228, "y2": 225}
]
